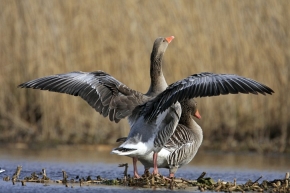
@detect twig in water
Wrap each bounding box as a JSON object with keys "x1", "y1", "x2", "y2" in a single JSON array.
[
  {"x1": 12, "y1": 166, "x2": 22, "y2": 181},
  {"x1": 197, "y1": 172, "x2": 206, "y2": 180},
  {"x1": 62, "y1": 170, "x2": 68, "y2": 184},
  {"x1": 42, "y1": 168, "x2": 46, "y2": 177},
  {"x1": 118, "y1": 163, "x2": 128, "y2": 177},
  {"x1": 285, "y1": 172, "x2": 289, "y2": 180},
  {"x1": 253, "y1": 176, "x2": 263, "y2": 184},
  {"x1": 42, "y1": 168, "x2": 49, "y2": 180}
]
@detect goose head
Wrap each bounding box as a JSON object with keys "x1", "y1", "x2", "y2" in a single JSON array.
[{"x1": 150, "y1": 36, "x2": 174, "y2": 62}]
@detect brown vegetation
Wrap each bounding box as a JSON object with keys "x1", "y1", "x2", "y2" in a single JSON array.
[
  {"x1": 3, "y1": 165, "x2": 290, "y2": 192},
  {"x1": 0, "y1": 0, "x2": 289, "y2": 153}
]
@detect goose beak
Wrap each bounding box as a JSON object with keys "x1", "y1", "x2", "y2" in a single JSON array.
[
  {"x1": 165, "y1": 36, "x2": 175, "y2": 43},
  {"x1": 194, "y1": 110, "x2": 201, "y2": 119}
]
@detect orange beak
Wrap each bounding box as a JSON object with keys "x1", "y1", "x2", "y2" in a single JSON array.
[
  {"x1": 194, "y1": 109, "x2": 201, "y2": 119},
  {"x1": 165, "y1": 36, "x2": 175, "y2": 43}
]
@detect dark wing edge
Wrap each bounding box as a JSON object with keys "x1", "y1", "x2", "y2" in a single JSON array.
[
  {"x1": 145, "y1": 72, "x2": 274, "y2": 121},
  {"x1": 18, "y1": 70, "x2": 146, "y2": 123},
  {"x1": 116, "y1": 137, "x2": 127, "y2": 142}
]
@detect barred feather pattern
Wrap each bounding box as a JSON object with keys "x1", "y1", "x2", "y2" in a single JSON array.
[{"x1": 166, "y1": 124, "x2": 201, "y2": 168}]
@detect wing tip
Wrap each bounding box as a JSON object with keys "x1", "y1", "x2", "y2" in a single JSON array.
[{"x1": 18, "y1": 83, "x2": 27, "y2": 88}]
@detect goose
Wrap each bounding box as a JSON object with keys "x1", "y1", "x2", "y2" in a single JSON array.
[
  {"x1": 18, "y1": 36, "x2": 174, "y2": 123},
  {"x1": 111, "y1": 72, "x2": 273, "y2": 176},
  {"x1": 18, "y1": 36, "x2": 174, "y2": 178},
  {"x1": 18, "y1": 36, "x2": 274, "y2": 177},
  {"x1": 117, "y1": 99, "x2": 202, "y2": 178}
]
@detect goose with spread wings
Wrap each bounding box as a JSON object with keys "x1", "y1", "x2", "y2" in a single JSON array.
[
  {"x1": 18, "y1": 36, "x2": 174, "y2": 124},
  {"x1": 111, "y1": 72, "x2": 273, "y2": 175},
  {"x1": 18, "y1": 36, "x2": 274, "y2": 177},
  {"x1": 18, "y1": 36, "x2": 174, "y2": 178}
]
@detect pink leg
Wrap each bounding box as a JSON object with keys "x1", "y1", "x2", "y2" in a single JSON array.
[
  {"x1": 169, "y1": 167, "x2": 177, "y2": 178},
  {"x1": 169, "y1": 173, "x2": 174, "y2": 178},
  {"x1": 133, "y1": 157, "x2": 141, "y2": 178},
  {"x1": 152, "y1": 152, "x2": 159, "y2": 175}
]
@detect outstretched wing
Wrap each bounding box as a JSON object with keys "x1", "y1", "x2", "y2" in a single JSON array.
[
  {"x1": 18, "y1": 71, "x2": 149, "y2": 123},
  {"x1": 145, "y1": 72, "x2": 274, "y2": 121}
]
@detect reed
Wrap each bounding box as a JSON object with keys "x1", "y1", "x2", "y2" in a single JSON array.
[{"x1": 0, "y1": 0, "x2": 288, "y2": 152}]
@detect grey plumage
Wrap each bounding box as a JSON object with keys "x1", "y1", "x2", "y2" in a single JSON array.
[
  {"x1": 19, "y1": 71, "x2": 148, "y2": 123},
  {"x1": 117, "y1": 99, "x2": 202, "y2": 176},
  {"x1": 144, "y1": 72, "x2": 274, "y2": 122},
  {"x1": 18, "y1": 36, "x2": 274, "y2": 177}
]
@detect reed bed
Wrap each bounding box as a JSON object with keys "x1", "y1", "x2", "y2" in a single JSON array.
[{"x1": 0, "y1": 0, "x2": 289, "y2": 152}]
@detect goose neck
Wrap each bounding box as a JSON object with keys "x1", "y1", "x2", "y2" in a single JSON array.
[{"x1": 147, "y1": 53, "x2": 167, "y2": 95}]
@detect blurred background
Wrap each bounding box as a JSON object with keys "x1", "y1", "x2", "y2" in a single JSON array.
[{"x1": 0, "y1": 0, "x2": 289, "y2": 153}]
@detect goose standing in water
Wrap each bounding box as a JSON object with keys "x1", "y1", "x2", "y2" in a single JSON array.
[
  {"x1": 19, "y1": 36, "x2": 174, "y2": 178},
  {"x1": 117, "y1": 99, "x2": 202, "y2": 178},
  {"x1": 111, "y1": 72, "x2": 273, "y2": 176},
  {"x1": 18, "y1": 36, "x2": 274, "y2": 177}
]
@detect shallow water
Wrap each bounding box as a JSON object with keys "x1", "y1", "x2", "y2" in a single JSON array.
[{"x1": 0, "y1": 148, "x2": 289, "y2": 192}]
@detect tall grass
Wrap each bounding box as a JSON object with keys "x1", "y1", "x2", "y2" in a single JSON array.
[{"x1": 0, "y1": 0, "x2": 288, "y2": 152}]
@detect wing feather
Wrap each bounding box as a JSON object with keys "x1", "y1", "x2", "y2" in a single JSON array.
[
  {"x1": 18, "y1": 71, "x2": 148, "y2": 123},
  {"x1": 145, "y1": 72, "x2": 274, "y2": 121}
]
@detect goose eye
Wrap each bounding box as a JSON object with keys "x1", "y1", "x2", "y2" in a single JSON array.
[{"x1": 163, "y1": 39, "x2": 166, "y2": 42}]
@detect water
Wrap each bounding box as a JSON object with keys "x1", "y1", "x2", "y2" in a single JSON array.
[{"x1": 0, "y1": 147, "x2": 289, "y2": 192}]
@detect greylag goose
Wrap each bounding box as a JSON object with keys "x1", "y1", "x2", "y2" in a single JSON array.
[
  {"x1": 111, "y1": 72, "x2": 273, "y2": 176},
  {"x1": 117, "y1": 99, "x2": 202, "y2": 178},
  {"x1": 18, "y1": 36, "x2": 174, "y2": 123},
  {"x1": 18, "y1": 36, "x2": 274, "y2": 177},
  {"x1": 18, "y1": 36, "x2": 174, "y2": 178}
]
